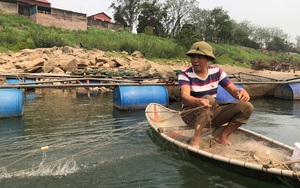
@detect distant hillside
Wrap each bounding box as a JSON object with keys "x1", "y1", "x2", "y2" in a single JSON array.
[{"x1": 1, "y1": 13, "x2": 300, "y2": 69}]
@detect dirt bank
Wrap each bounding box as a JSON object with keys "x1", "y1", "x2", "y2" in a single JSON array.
[
  {"x1": 0, "y1": 46, "x2": 299, "y2": 81},
  {"x1": 216, "y1": 64, "x2": 300, "y2": 80}
]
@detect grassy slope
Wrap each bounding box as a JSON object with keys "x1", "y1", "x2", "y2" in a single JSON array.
[{"x1": 0, "y1": 13, "x2": 299, "y2": 68}]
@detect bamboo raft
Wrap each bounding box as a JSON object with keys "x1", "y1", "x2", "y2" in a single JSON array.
[{"x1": 1, "y1": 72, "x2": 300, "y2": 100}]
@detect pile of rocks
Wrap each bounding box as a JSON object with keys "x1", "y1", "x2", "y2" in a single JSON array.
[{"x1": 0, "y1": 46, "x2": 187, "y2": 79}]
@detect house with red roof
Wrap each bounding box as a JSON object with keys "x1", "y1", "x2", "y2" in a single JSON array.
[
  {"x1": 0, "y1": 0, "x2": 123, "y2": 31},
  {"x1": 87, "y1": 12, "x2": 123, "y2": 31},
  {"x1": 18, "y1": 0, "x2": 50, "y2": 7},
  {"x1": 17, "y1": 0, "x2": 51, "y2": 15},
  {"x1": 88, "y1": 12, "x2": 111, "y2": 23},
  {"x1": 0, "y1": 0, "x2": 51, "y2": 14}
]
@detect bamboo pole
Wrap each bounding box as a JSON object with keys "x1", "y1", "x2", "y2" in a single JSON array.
[
  {"x1": 229, "y1": 72, "x2": 281, "y2": 81},
  {"x1": 0, "y1": 83, "x2": 171, "y2": 89},
  {"x1": 263, "y1": 159, "x2": 300, "y2": 168},
  {"x1": 5, "y1": 77, "x2": 137, "y2": 85},
  {"x1": 1, "y1": 71, "x2": 300, "y2": 89},
  {"x1": 2, "y1": 80, "x2": 300, "y2": 89}
]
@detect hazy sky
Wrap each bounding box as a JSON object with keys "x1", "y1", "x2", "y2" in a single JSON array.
[{"x1": 48, "y1": 0, "x2": 299, "y2": 41}]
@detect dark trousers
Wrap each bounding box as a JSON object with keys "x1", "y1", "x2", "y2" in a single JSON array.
[{"x1": 181, "y1": 95, "x2": 254, "y2": 129}]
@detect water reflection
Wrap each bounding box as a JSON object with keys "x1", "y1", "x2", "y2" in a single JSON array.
[
  {"x1": 0, "y1": 91, "x2": 298, "y2": 188},
  {"x1": 112, "y1": 108, "x2": 145, "y2": 120},
  {"x1": 246, "y1": 98, "x2": 300, "y2": 146},
  {"x1": 25, "y1": 90, "x2": 36, "y2": 100},
  {"x1": 251, "y1": 98, "x2": 300, "y2": 117},
  {"x1": 0, "y1": 117, "x2": 24, "y2": 137},
  {"x1": 147, "y1": 128, "x2": 289, "y2": 188}
]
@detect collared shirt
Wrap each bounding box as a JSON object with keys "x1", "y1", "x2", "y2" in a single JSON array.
[{"x1": 178, "y1": 65, "x2": 231, "y2": 98}]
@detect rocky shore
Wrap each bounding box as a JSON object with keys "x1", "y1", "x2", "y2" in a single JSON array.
[
  {"x1": 1, "y1": 46, "x2": 300, "y2": 102},
  {"x1": 0, "y1": 46, "x2": 187, "y2": 80},
  {"x1": 1, "y1": 46, "x2": 299, "y2": 85}
]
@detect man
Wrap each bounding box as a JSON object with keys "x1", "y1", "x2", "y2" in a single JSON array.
[{"x1": 178, "y1": 41, "x2": 254, "y2": 147}]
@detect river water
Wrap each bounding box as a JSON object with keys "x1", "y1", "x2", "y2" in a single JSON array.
[{"x1": 0, "y1": 89, "x2": 299, "y2": 188}]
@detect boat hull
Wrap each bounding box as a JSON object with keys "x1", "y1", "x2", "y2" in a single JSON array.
[{"x1": 145, "y1": 103, "x2": 300, "y2": 187}]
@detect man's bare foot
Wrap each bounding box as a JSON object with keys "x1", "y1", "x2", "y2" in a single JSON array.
[
  {"x1": 189, "y1": 138, "x2": 201, "y2": 148},
  {"x1": 214, "y1": 136, "x2": 231, "y2": 146}
]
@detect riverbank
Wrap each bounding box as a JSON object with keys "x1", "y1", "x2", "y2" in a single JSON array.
[
  {"x1": 217, "y1": 64, "x2": 300, "y2": 80},
  {"x1": 0, "y1": 46, "x2": 299, "y2": 84}
]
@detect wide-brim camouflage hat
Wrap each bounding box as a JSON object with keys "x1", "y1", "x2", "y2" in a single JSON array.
[{"x1": 186, "y1": 41, "x2": 216, "y2": 60}]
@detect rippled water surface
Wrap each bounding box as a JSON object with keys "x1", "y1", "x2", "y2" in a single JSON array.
[{"x1": 0, "y1": 89, "x2": 299, "y2": 188}]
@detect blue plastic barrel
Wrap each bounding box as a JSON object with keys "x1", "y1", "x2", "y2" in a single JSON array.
[
  {"x1": 25, "y1": 90, "x2": 36, "y2": 100},
  {"x1": 24, "y1": 78, "x2": 36, "y2": 84},
  {"x1": 274, "y1": 83, "x2": 300, "y2": 100},
  {"x1": 7, "y1": 77, "x2": 36, "y2": 98},
  {"x1": 216, "y1": 84, "x2": 244, "y2": 104},
  {"x1": 0, "y1": 89, "x2": 24, "y2": 118},
  {"x1": 113, "y1": 85, "x2": 169, "y2": 110},
  {"x1": 6, "y1": 77, "x2": 36, "y2": 84},
  {"x1": 6, "y1": 77, "x2": 23, "y2": 84}
]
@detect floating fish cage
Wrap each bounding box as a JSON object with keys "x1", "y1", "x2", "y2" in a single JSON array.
[
  {"x1": 274, "y1": 83, "x2": 300, "y2": 100},
  {"x1": 0, "y1": 78, "x2": 27, "y2": 118},
  {"x1": 113, "y1": 85, "x2": 169, "y2": 110},
  {"x1": 6, "y1": 77, "x2": 36, "y2": 84},
  {"x1": 0, "y1": 89, "x2": 24, "y2": 118},
  {"x1": 216, "y1": 84, "x2": 244, "y2": 104}
]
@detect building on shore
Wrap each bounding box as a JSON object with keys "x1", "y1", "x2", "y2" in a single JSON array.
[{"x1": 0, "y1": 0, "x2": 123, "y2": 31}]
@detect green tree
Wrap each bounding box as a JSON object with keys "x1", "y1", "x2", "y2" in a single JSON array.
[
  {"x1": 295, "y1": 36, "x2": 300, "y2": 53},
  {"x1": 231, "y1": 21, "x2": 259, "y2": 49},
  {"x1": 112, "y1": 5, "x2": 128, "y2": 27},
  {"x1": 252, "y1": 26, "x2": 272, "y2": 48},
  {"x1": 174, "y1": 24, "x2": 198, "y2": 49},
  {"x1": 205, "y1": 7, "x2": 233, "y2": 43},
  {"x1": 163, "y1": 0, "x2": 198, "y2": 37},
  {"x1": 188, "y1": 7, "x2": 211, "y2": 41},
  {"x1": 110, "y1": 0, "x2": 142, "y2": 32},
  {"x1": 136, "y1": 1, "x2": 166, "y2": 37},
  {"x1": 266, "y1": 36, "x2": 288, "y2": 52}
]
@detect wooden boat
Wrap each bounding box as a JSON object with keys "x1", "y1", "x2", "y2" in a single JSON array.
[{"x1": 145, "y1": 103, "x2": 300, "y2": 187}]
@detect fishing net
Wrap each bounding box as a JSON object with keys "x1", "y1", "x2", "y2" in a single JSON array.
[
  {"x1": 192, "y1": 108, "x2": 293, "y2": 170},
  {"x1": 181, "y1": 106, "x2": 212, "y2": 130},
  {"x1": 290, "y1": 142, "x2": 300, "y2": 171},
  {"x1": 0, "y1": 123, "x2": 144, "y2": 179},
  {"x1": 203, "y1": 133, "x2": 291, "y2": 168},
  {"x1": 150, "y1": 104, "x2": 295, "y2": 171}
]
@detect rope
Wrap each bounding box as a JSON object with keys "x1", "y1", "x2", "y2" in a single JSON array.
[
  {"x1": 180, "y1": 105, "x2": 209, "y2": 117},
  {"x1": 145, "y1": 105, "x2": 208, "y2": 116},
  {"x1": 0, "y1": 124, "x2": 141, "y2": 164},
  {"x1": 0, "y1": 123, "x2": 145, "y2": 177},
  {"x1": 72, "y1": 127, "x2": 137, "y2": 158},
  {"x1": 149, "y1": 105, "x2": 214, "y2": 147},
  {"x1": 2, "y1": 152, "x2": 37, "y2": 169},
  {"x1": 50, "y1": 124, "x2": 143, "y2": 150},
  {"x1": 264, "y1": 159, "x2": 300, "y2": 169}
]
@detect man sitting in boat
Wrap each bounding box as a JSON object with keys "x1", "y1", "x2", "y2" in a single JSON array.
[{"x1": 178, "y1": 41, "x2": 254, "y2": 147}]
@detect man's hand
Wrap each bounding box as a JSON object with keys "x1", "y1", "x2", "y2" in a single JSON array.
[
  {"x1": 237, "y1": 89, "x2": 250, "y2": 102},
  {"x1": 199, "y1": 98, "x2": 212, "y2": 107}
]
